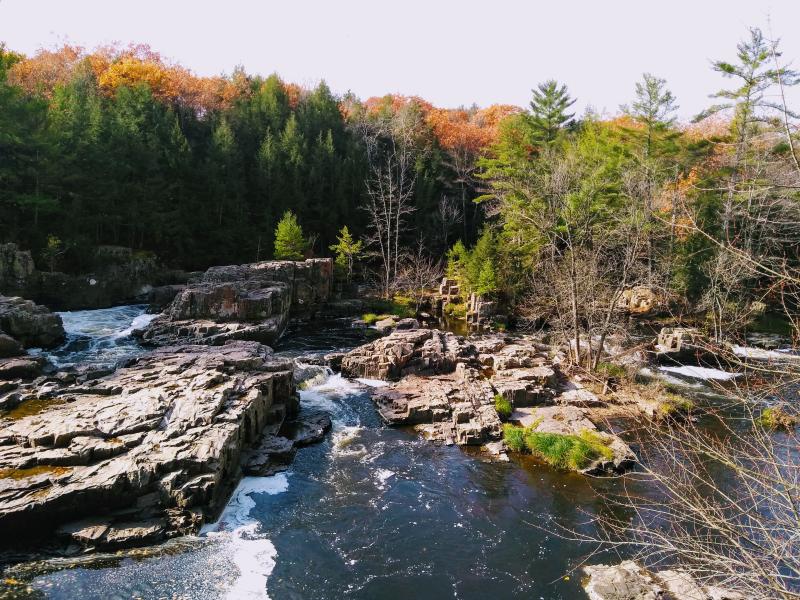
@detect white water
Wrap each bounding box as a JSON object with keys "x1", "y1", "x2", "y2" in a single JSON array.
[
  {"x1": 200, "y1": 369, "x2": 373, "y2": 599},
  {"x1": 36, "y1": 304, "x2": 158, "y2": 369},
  {"x1": 731, "y1": 344, "x2": 800, "y2": 361},
  {"x1": 660, "y1": 364, "x2": 740, "y2": 381},
  {"x1": 200, "y1": 474, "x2": 290, "y2": 600}
]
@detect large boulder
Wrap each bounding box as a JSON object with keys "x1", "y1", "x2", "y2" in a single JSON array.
[
  {"x1": 140, "y1": 259, "x2": 333, "y2": 347},
  {"x1": 617, "y1": 287, "x2": 659, "y2": 315},
  {"x1": 372, "y1": 363, "x2": 502, "y2": 446},
  {"x1": 0, "y1": 341, "x2": 298, "y2": 550},
  {"x1": 340, "y1": 328, "x2": 476, "y2": 380},
  {"x1": 201, "y1": 258, "x2": 333, "y2": 313},
  {"x1": 0, "y1": 295, "x2": 64, "y2": 349}
]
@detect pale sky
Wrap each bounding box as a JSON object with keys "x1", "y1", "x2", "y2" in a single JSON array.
[{"x1": 2, "y1": 0, "x2": 799, "y2": 120}]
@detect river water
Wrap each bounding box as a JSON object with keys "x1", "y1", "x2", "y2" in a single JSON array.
[{"x1": 5, "y1": 306, "x2": 788, "y2": 599}]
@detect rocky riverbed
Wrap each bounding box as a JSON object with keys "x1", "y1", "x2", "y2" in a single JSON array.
[{"x1": 0, "y1": 260, "x2": 779, "y2": 598}]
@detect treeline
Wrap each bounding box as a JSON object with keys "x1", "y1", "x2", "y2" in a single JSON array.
[
  {"x1": 466, "y1": 27, "x2": 800, "y2": 354},
  {"x1": 0, "y1": 44, "x2": 508, "y2": 272},
  {"x1": 2, "y1": 30, "x2": 799, "y2": 349}
]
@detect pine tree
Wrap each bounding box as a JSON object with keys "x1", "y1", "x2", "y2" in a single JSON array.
[
  {"x1": 529, "y1": 80, "x2": 576, "y2": 144},
  {"x1": 274, "y1": 210, "x2": 307, "y2": 260},
  {"x1": 475, "y1": 260, "x2": 498, "y2": 295},
  {"x1": 329, "y1": 225, "x2": 362, "y2": 281},
  {"x1": 624, "y1": 73, "x2": 678, "y2": 156}
]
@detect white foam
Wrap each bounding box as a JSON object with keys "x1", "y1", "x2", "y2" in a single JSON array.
[
  {"x1": 331, "y1": 425, "x2": 367, "y2": 456},
  {"x1": 374, "y1": 468, "x2": 395, "y2": 490},
  {"x1": 731, "y1": 345, "x2": 800, "y2": 361},
  {"x1": 660, "y1": 365, "x2": 739, "y2": 381},
  {"x1": 355, "y1": 378, "x2": 389, "y2": 388},
  {"x1": 202, "y1": 474, "x2": 289, "y2": 600},
  {"x1": 115, "y1": 312, "x2": 159, "y2": 339}
]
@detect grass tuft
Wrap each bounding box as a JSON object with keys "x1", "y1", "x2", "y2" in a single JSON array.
[
  {"x1": 494, "y1": 394, "x2": 512, "y2": 420},
  {"x1": 502, "y1": 424, "x2": 614, "y2": 471}
]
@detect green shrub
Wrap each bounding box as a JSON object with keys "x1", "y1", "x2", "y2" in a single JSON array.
[
  {"x1": 757, "y1": 407, "x2": 799, "y2": 431},
  {"x1": 494, "y1": 394, "x2": 512, "y2": 420},
  {"x1": 596, "y1": 362, "x2": 627, "y2": 380},
  {"x1": 444, "y1": 302, "x2": 467, "y2": 319},
  {"x1": 502, "y1": 425, "x2": 614, "y2": 471}
]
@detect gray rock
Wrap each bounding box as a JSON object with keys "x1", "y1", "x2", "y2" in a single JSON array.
[
  {"x1": 583, "y1": 561, "x2": 661, "y2": 600},
  {"x1": 583, "y1": 562, "x2": 744, "y2": 600},
  {"x1": 285, "y1": 411, "x2": 332, "y2": 447},
  {"x1": 0, "y1": 355, "x2": 45, "y2": 381},
  {"x1": 0, "y1": 296, "x2": 65, "y2": 349},
  {"x1": 341, "y1": 328, "x2": 476, "y2": 380},
  {"x1": 140, "y1": 259, "x2": 333, "y2": 347},
  {"x1": 0, "y1": 333, "x2": 23, "y2": 358},
  {"x1": 0, "y1": 341, "x2": 297, "y2": 547}
]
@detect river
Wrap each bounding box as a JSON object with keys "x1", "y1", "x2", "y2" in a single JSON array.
[{"x1": 4, "y1": 306, "x2": 784, "y2": 600}]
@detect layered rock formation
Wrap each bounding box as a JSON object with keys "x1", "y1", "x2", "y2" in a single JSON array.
[
  {"x1": 341, "y1": 328, "x2": 636, "y2": 473},
  {"x1": 0, "y1": 243, "x2": 181, "y2": 311},
  {"x1": 0, "y1": 296, "x2": 64, "y2": 349},
  {"x1": 140, "y1": 258, "x2": 333, "y2": 347},
  {"x1": 0, "y1": 341, "x2": 298, "y2": 550},
  {"x1": 340, "y1": 328, "x2": 476, "y2": 380}
]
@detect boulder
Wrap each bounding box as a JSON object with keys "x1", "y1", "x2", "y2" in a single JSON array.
[
  {"x1": 340, "y1": 328, "x2": 475, "y2": 381},
  {"x1": 371, "y1": 364, "x2": 502, "y2": 446},
  {"x1": 0, "y1": 355, "x2": 45, "y2": 381},
  {"x1": 146, "y1": 284, "x2": 186, "y2": 310},
  {"x1": 139, "y1": 259, "x2": 333, "y2": 348},
  {"x1": 618, "y1": 287, "x2": 659, "y2": 314},
  {"x1": 583, "y1": 561, "x2": 661, "y2": 600},
  {"x1": 0, "y1": 341, "x2": 298, "y2": 549},
  {"x1": 583, "y1": 561, "x2": 744, "y2": 600},
  {"x1": 0, "y1": 333, "x2": 23, "y2": 358},
  {"x1": 0, "y1": 296, "x2": 65, "y2": 349}
]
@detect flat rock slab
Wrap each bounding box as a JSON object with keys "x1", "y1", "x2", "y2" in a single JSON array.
[{"x1": 0, "y1": 340, "x2": 297, "y2": 550}]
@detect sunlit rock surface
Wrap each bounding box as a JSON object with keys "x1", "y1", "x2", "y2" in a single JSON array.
[
  {"x1": 0, "y1": 341, "x2": 297, "y2": 550},
  {"x1": 140, "y1": 258, "x2": 333, "y2": 347}
]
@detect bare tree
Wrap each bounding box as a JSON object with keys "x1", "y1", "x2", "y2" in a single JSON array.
[
  {"x1": 570, "y1": 396, "x2": 800, "y2": 600},
  {"x1": 354, "y1": 104, "x2": 426, "y2": 297},
  {"x1": 436, "y1": 195, "x2": 463, "y2": 249},
  {"x1": 396, "y1": 240, "x2": 444, "y2": 312}
]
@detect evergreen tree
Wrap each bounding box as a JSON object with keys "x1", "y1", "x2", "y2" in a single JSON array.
[
  {"x1": 624, "y1": 73, "x2": 678, "y2": 156},
  {"x1": 274, "y1": 210, "x2": 307, "y2": 260},
  {"x1": 329, "y1": 225, "x2": 362, "y2": 281},
  {"x1": 529, "y1": 80, "x2": 576, "y2": 144}
]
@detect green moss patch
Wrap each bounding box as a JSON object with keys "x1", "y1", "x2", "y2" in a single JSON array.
[{"x1": 757, "y1": 407, "x2": 799, "y2": 431}]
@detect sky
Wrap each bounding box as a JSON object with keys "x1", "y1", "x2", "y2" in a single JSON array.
[{"x1": 1, "y1": 0, "x2": 799, "y2": 120}]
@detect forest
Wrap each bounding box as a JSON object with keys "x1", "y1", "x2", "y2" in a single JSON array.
[{"x1": 1, "y1": 28, "x2": 799, "y2": 350}]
